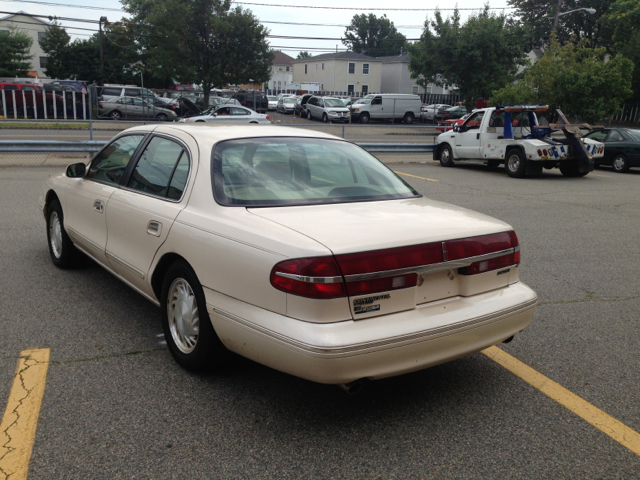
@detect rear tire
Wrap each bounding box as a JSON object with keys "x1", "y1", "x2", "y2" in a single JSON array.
[
  {"x1": 403, "y1": 112, "x2": 414, "y2": 124},
  {"x1": 611, "y1": 154, "x2": 629, "y2": 173},
  {"x1": 46, "y1": 198, "x2": 80, "y2": 269},
  {"x1": 505, "y1": 149, "x2": 526, "y2": 178},
  {"x1": 161, "y1": 261, "x2": 226, "y2": 372},
  {"x1": 439, "y1": 144, "x2": 454, "y2": 167},
  {"x1": 110, "y1": 110, "x2": 122, "y2": 120}
]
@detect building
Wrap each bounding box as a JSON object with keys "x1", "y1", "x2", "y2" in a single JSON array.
[
  {"x1": 377, "y1": 54, "x2": 451, "y2": 95},
  {"x1": 292, "y1": 52, "x2": 381, "y2": 95},
  {"x1": 269, "y1": 51, "x2": 294, "y2": 91},
  {"x1": 0, "y1": 12, "x2": 50, "y2": 78}
]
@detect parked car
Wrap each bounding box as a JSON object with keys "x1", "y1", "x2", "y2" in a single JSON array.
[
  {"x1": 178, "y1": 105, "x2": 270, "y2": 124},
  {"x1": 224, "y1": 91, "x2": 268, "y2": 113},
  {"x1": 420, "y1": 104, "x2": 452, "y2": 123},
  {"x1": 350, "y1": 94, "x2": 421, "y2": 124},
  {"x1": 434, "y1": 106, "x2": 468, "y2": 122},
  {"x1": 276, "y1": 96, "x2": 297, "y2": 114},
  {"x1": 99, "y1": 85, "x2": 159, "y2": 102},
  {"x1": 0, "y1": 82, "x2": 66, "y2": 118},
  {"x1": 436, "y1": 113, "x2": 473, "y2": 132},
  {"x1": 583, "y1": 128, "x2": 640, "y2": 173},
  {"x1": 306, "y1": 96, "x2": 351, "y2": 123},
  {"x1": 267, "y1": 95, "x2": 278, "y2": 110},
  {"x1": 98, "y1": 96, "x2": 178, "y2": 121},
  {"x1": 49, "y1": 80, "x2": 86, "y2": 93},
  {"x1": 294, "y1": 93, "x2": 314, "y2": 116},
  {"x1": 40, "y1": 124, "x2": 537, "y2": 389}
]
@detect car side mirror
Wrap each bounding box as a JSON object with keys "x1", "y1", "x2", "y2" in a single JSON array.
[
  {"x1": 453, "y1": 124, "x2": 460, "y2": 132},
  {"x1": 66, "y1": 162, "x2": 86, "y2": 178}
]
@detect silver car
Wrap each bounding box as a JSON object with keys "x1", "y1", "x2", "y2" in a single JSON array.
[
  {"x1": 306, "y1": 96, "x2": 351, "y2": 123},
  {"x1": 276, "y1": 97, "x2": 297, "y2": 114},
  {"x1": 178, "y1": 105, "x2": 271, "y2": 124},
  {"x1": 98, "y1": 96, "x2": 178, "y2": 121}
]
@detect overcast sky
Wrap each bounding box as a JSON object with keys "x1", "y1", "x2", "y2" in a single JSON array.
[{"x1": 0, "y1": 0, "x2": 514, "y2": 58}]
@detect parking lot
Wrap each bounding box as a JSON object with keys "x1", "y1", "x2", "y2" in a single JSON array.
[{"x1": 1, "y1": 161, "x2": 639, "y2": 478}]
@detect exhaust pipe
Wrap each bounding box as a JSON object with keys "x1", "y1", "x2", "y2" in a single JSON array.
[
  {"x1": 337, "y1": 380, "x2": 364, "y2": 395},
  {"x1": 502, "y1": 335, "x2": 515, "y2": 344}
]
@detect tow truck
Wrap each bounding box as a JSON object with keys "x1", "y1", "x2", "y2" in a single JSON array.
[{"x1": 433, "y1": 105, "x2": 605, "y2": 178}]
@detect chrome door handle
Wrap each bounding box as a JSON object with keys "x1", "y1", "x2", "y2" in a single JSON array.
[
  {"x1": 93, "y1": 200, "x2": 104, "y2": 213},
  {"x1": 147, "y1": 220, "x2": 162, "y2": 237}
]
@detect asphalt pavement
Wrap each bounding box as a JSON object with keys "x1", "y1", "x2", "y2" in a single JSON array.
[{"x1": 0, "y1": 162, "x2": 638, "y2": 479}]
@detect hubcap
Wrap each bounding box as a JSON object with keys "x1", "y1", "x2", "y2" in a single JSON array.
[
  {"x1": 441, "y1": 149, "x2": 450, "y2": 162},
  {"x1": 508, "y1": 154, "x2": 520, "y2": 172},
  {"x1": 49, "y1": 211, "x2": 62, "y2": 258},
  {"x1": 613, "y1": 157, "x2": 624, "y2": 170},
  {"x1": 167, "y1": 278, "x2": 199, "y2": 354}
]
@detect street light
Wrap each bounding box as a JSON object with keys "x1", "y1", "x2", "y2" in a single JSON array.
[{"x1": 551, "y1": 6, "x2": 596, "y2": 31}]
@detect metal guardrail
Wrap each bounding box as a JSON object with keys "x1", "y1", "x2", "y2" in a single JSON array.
[{"x1": 0, "y1": 140, "x2": 435, "y2": 154}]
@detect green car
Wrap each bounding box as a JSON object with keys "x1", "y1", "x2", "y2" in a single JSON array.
[{"x1": 583, "y1": 128, "x2": 640, "y2": 173}]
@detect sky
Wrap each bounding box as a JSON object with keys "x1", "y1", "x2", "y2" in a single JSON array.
[{"x1": 0, "y1": 0, "x2": 514, "y2": 59}]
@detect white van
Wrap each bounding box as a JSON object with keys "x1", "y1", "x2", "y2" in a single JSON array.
[{"x1": 351, "y1": 94, "x2": 422, "y2": 124}]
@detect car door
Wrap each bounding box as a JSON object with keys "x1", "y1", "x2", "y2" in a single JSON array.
[
  {"x1": 64, "y1": 134, "x2": 146, "y2": 266},
  {"x1": 370, "y1": 96, "x2": 383, "y2": 119},
  {"x1": 105, "y1": 134, "x2": 193, "y2": 293},
  {"x1": 455, "y1": 111, "x2": 485, "y2": 159},
  {"x1": 230, "y1": 107, "x2": 252, "y2": 122},
  {"x1": 603, "y1": 130, "x2": 625, "y2": 163}
]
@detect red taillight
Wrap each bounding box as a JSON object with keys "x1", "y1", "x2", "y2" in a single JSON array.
[
  {"x1": 266, "y1": 115, "x2": 269, "y2": 119},
  {"x1": 537, "y1": 149, "x2": 542, "y2": 156},
  {"x1": 543, "y1": 149, "x2": 548, "y2": 156},
  {"x1": 450, "y1": 231, "x2": 520, "y2": 275},
  {"x1": 270, "y1": 256, "x2": 346, "y2": 299},
  {"x1": 98, "y1": 103, "x2": 104, "y2": 109}
]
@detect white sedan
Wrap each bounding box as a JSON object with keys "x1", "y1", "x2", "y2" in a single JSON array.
[
  {"x1": 179, "y1": 105, "x2": 271, "y2": 124},
  {"x1": 40, "y1": 125, "x2": 537, "y2": 392}
]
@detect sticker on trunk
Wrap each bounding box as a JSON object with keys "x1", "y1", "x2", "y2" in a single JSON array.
[{"x1": 354, "y1": 304, "x2": 381, "y2": 314}]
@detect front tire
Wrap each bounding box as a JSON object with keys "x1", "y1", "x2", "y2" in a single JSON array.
[
  {"x1": 161, "y1": 261, "x2": 226, "y2": 371},
  {"x1": 156, "y1": 113, "x2": 168, "y2": 120},
  {"x1": 322, "y1": 113, "x2": 329, "y2": 123},
  {"x1": 46, "y1": 198, "x2": 79, "y2": 268},
  {"x1": 359, "y1": 112, "x2": 370, "y2": 124},
  {"x1": 439, "y1": 144, "x2": 454, "y2": 167},
  {"x1": 611, "y1": 154, "x2": 629, "y2": 173},
  {"x1": 505, "y1": 149, "x2": 526, "y2": 178}
]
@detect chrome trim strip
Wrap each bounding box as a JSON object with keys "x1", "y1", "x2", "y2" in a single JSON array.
[
  {"x1": 275, "y1": 272, "x2": 344, "y2": 284},
  {"x1": 343, "y1": 247, "x2": 519, "y2": 283},
  {"x1": 66, "y1": 227, "x2": 103, "y2": 253},
  {"x1": 213, "y1": 297, "x2": 538, "y2": 356},
  {"x1": 105, "y1": 251, "x2": 146, "y2": 279}
]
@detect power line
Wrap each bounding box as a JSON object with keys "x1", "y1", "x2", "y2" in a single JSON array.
[
  {"x1": 0, "y1": 0, "x2": 123, "y2": 11},
  {"x1": 232, "y1": 1, "x2": 514, "y2": 11}
]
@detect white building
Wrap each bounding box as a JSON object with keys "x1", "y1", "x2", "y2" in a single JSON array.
[
  {"x1": 268, "y1": 51, "x2": 294, "y2": 91},
  {"x1": 0, "y1": 12, "x2": 50, "y2": 78},
  {"x1": 376, "y1": 54, "x2": 452, "y2": 95}
]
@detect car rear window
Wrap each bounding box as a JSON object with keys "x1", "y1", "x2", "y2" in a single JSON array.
[
  {"x1": 102, "y1": 87, "x2": 122, "y2": 96},
  {"x1": 212, "y1": 137, "x2": 419, "y2": 207}
]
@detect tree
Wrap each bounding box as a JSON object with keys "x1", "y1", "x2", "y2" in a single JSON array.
[
  {"x1": 122, "y1": 0, "x2": 273, "y2": 108},
  {"x1": 0, "y1": 27, "x2": 33, "y2": 77},
  {"x1": 39, "y1": 23, "x2": 71, "y2": 80},
  {"x1": 342, "y1": 14, "x2": 407, "y2": 57},
  {"x1": 490, "y1": 37, "x2": 634, "y2": 124},
  {"x1": 296, "y1": 51, "x2": 312, "y2": 59},
  {"x1": 599, "y1": 0, "x2": 640, "y2": 101},
  {"x1": 508, "y1": 0, "x2": 611, "y2": 49},
  {"x1": 409, "y1": 7, "x2": 526, "y2": 111}
]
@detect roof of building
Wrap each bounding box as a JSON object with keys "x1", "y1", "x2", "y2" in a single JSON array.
[
  {"x1": 376, "y1": 54, "x2": 410, "y2": 64},
  {"x1": 273, "y1": 50, "x2": 294, "y2": 66},
  {"x1": 291, "y1": 51, "x2": 380, "y2": 63},
  {"x1": 0, "y1": 11, "x2": 50, "y2": 25}
]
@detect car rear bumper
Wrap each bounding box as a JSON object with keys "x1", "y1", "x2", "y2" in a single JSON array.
[{"x1": 206, "y1": 282, "x2": 537, "y2": 384}]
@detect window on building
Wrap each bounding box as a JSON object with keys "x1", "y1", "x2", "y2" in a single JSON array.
[
  {"x1": 279, "y1": 66, "x2": 283, "y2": 71},
  {"x1": 278, "y1": 81, "x2": 281, "y2": 86},
  {"x1": 38, "y1": 31, "x2": 46, "y2": 42},
  {"x1": 362, "y1": 64, "x2": 369, "y2": 75},
  {"x1": 347, "y1": 84, "x2": 355, "y2": 94},
  {"x1": 305, "y1": 64, "x2": 308, "y2": 74},
  {"x1": 412, "y1": 86, "x2": 419, "y2": 94},
  {"x1": 348, "y1": 63, "x2": 355, "y2": 74},
  {"x1": 286, "y1": 66, "x2": 290, "y2": 72},
  {"x1": 444, "y1": 85, "x2": 449, "y2": 90},
  {"x1": 322, "y1": 63, "x2": 324, "y2": 70},
  {"x1": 426, "y1": 86, "x2": 432, "y2": 94},
  {"x1": 39, "y1": 57, "x2": 48, "y2": 68},
  {"x1": 361, "y1": 85, "x2": 369, "y2": 94}
]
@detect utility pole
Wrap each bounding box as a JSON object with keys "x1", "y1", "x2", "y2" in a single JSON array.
[
  {"x1": 99, "y1": 16, "x2": 107, "y2": 85},
  {"x1": 552, "y1": 0, "x2": 563, "y2": 31}
]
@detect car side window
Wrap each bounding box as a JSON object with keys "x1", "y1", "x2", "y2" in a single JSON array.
[
  {"x1": 606, "y1": 130, "x2": 624, "y2": 142},
  {"x1": 127, "y1": 136, "x2": 188, "y2": 199},
  {"x1": 125, "y1": 88, "x2": 140, "y2": 96},
  {"x1": 132, "y1": 98, "x2": 146, "y2": 106},
  {"x1": 231, "y1": 107, "x2": 249, "y2": 115},
  {"x1": 587, "y1": 130, "x2": 608, "y2": 142},
  {"x1": 87, "y1": 135, "x2": 145, "y2": 185},
  {"x1": 372, "y1": 97, "x2": 382, "y2": 105},
  {"x1": 464, "y1": 111, "x2": 484, "y2": 128},
  {"x1": 489, "y1": 111, "x2": 505, "y2": 128}
]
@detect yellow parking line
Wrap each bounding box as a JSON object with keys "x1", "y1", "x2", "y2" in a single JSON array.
[
  {"x1": 483, "y1": 346, "x2": 640, "y2": 457},
  {"x1": 394, "y1": 171, "x2": 439, "y2": 182},
  {"x1": 0, "y1": 349, "x2": 50, "y2": 479}
]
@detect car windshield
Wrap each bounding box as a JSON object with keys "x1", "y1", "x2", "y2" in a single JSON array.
[
  {"x1": 354, "y1": 97, "x2": 371, "y2": 104},
  {"x1": 212, "y1": 137, "x2": 419, "y2": 207},
  {"x1": 323, "y1": 99, "x2": 343, "y2": 107},
  {"x1": 623, "y1": 129, "x2": 640, "y2": 141},
  {"x1": 283, "y1": 98, "x2": 297, "y2": 104},
  {"x1": 268, "y1": 96, "x2": 277, "y2": 101}
]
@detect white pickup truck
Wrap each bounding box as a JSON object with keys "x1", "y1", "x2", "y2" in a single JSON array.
[{"x1": 433, "y1": 105, "x2": 605, "y2": 178}]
